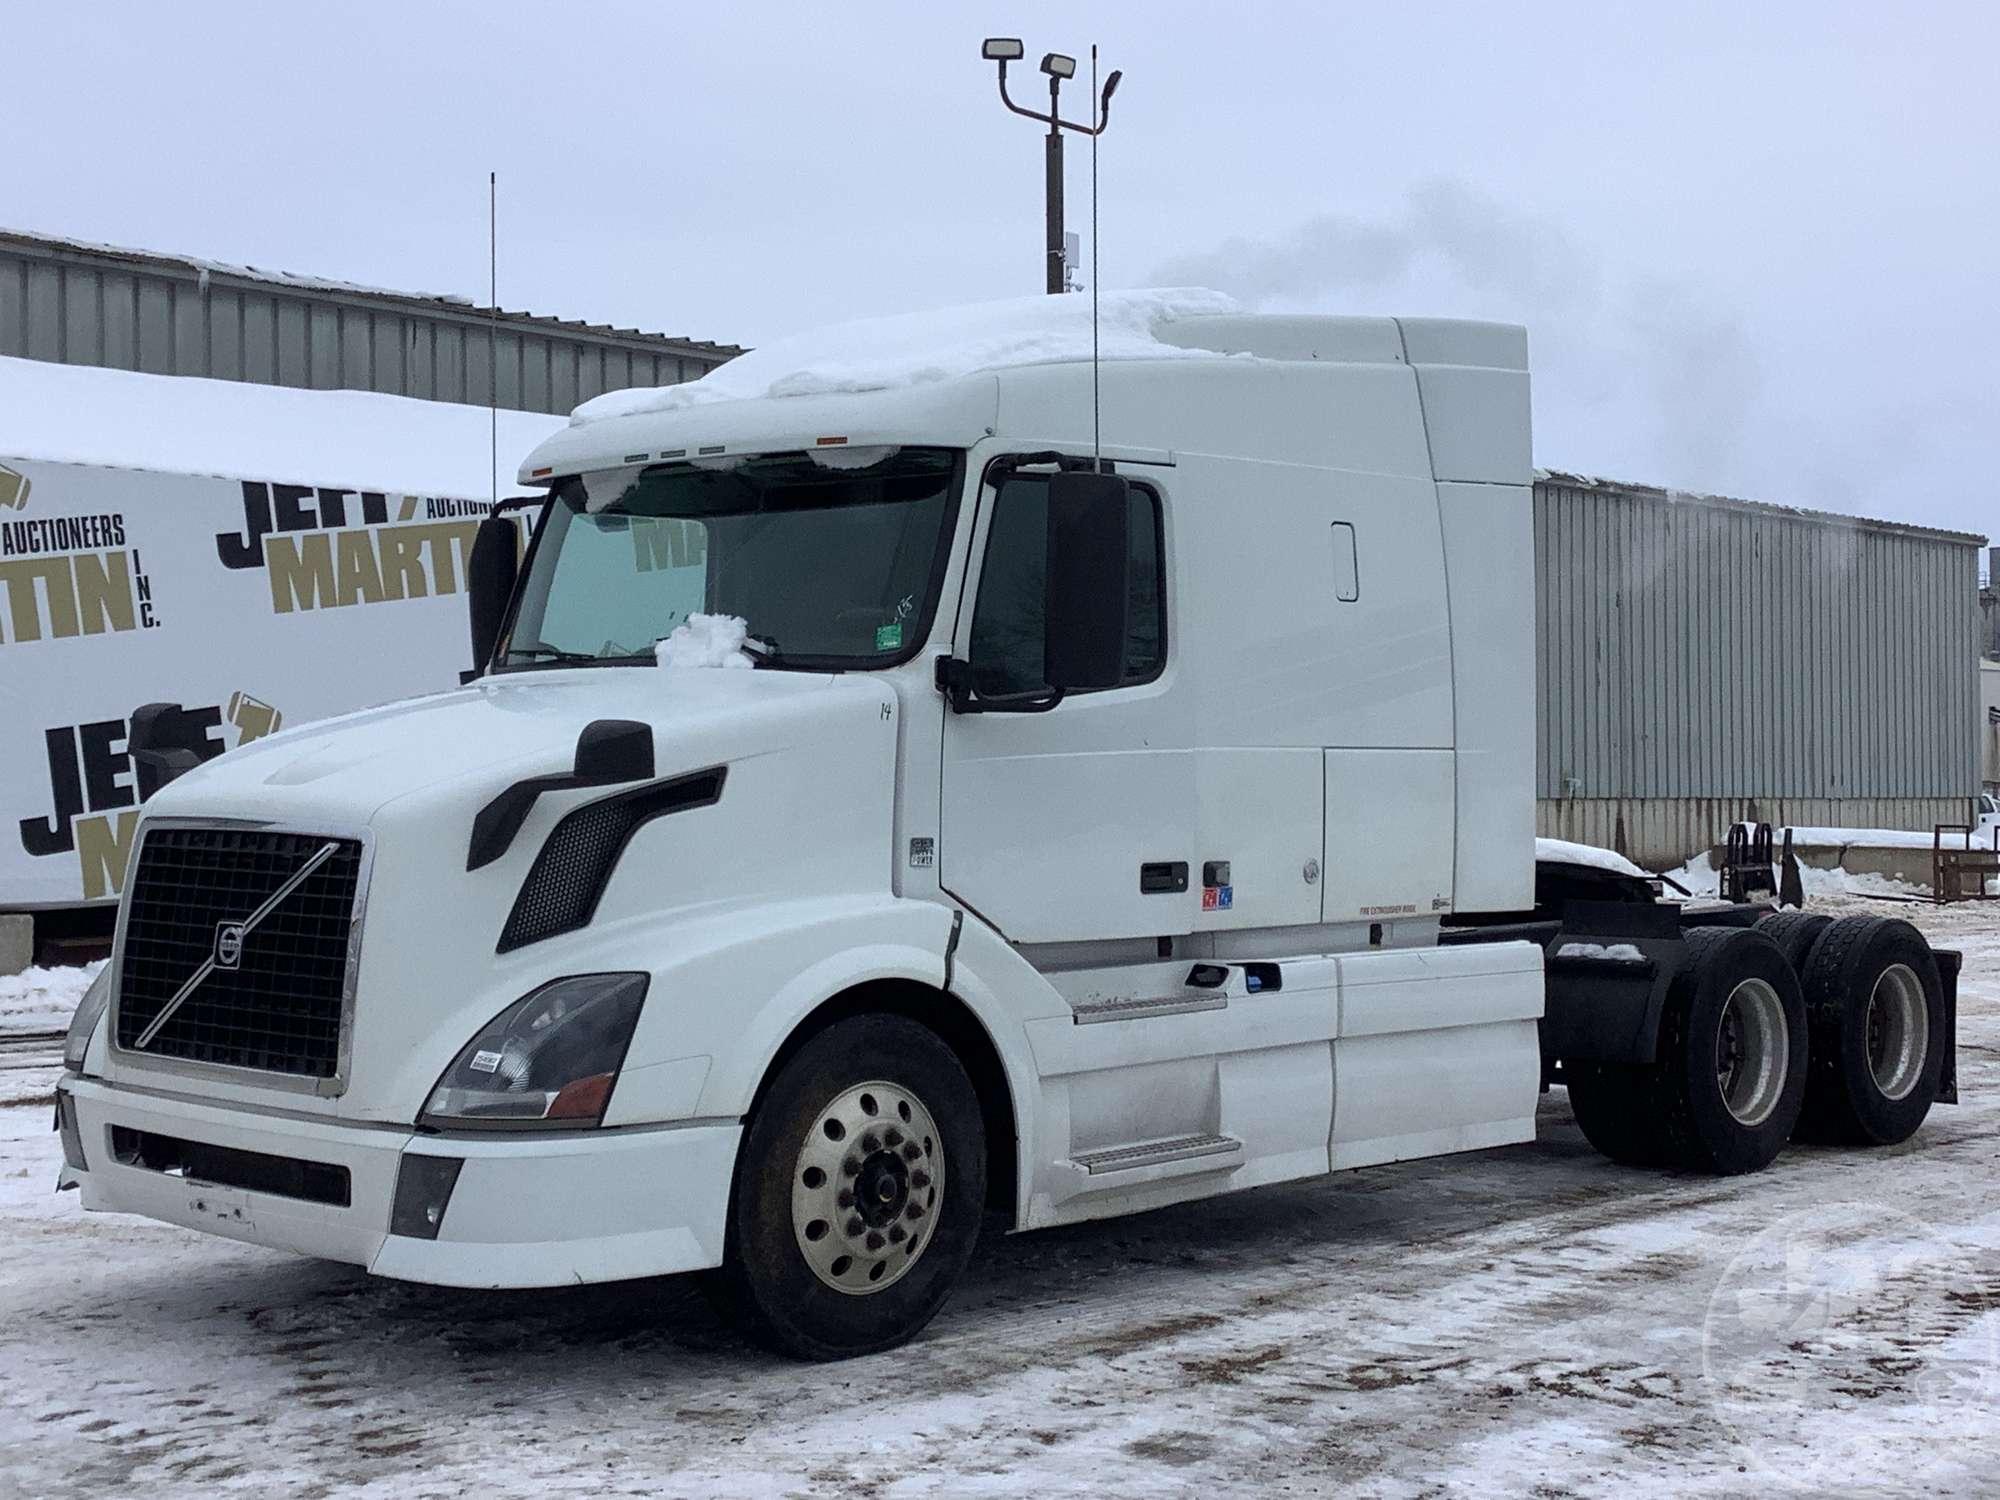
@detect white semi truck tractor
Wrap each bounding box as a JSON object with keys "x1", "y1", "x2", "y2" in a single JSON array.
[{"x1": 53, "y1": 311, "x2": 1959, "y2": 1358}]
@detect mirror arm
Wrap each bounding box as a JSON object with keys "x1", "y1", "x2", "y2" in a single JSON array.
[{"x1": 935, "y1": 657, "x2": 1065, "y2": 715}]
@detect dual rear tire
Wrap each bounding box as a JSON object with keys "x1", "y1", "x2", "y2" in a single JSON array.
[
  {"x1": 1793, "y1": 916, "x2": 1945, "y2": 1146},
  {"x1": 1566, "y1": 915, "x2": 1947, "y2": 1174},
  {"x1": 1568, "y1": 926, "x2": 1808, "y2": 1174}
]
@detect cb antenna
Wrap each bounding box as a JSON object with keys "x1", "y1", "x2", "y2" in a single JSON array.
[
  {"x1": 488, "y1": 170, "x2": 498, "y2": 510},
  {"x1": 1091, "y1": 45, "x2": 1101, "y2": 471},
  {"x1": 1088, "y1": 50, "x2": 1120, "y2": 471}
]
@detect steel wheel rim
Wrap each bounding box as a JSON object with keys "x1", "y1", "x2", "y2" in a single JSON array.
[
  {"x1": 1715, "y1": 977, "x2": 1789, "y2": 1127},
  {"x1": 791, "y1": 1079, "x2": 943, "y2": 1296},
  {"x1": 1866, "y1": 963, "x2": 1928, "y2": 1102}
]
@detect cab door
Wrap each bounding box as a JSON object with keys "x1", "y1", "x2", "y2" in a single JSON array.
[{"x1": 938, "y1": 467, "x2": 1192, "y2": 944}]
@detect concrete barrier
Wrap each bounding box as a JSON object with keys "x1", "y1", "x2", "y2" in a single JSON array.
[{"x1": 0, "y1": 914, "x2": 31, "y2": 977}]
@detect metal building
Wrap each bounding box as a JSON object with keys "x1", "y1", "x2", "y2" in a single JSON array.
[
  {"x1": 0, "y1": 230, "x2": 740, "y2": 415},
  {"x1": 1535, "y1": 472, "x2": 1984, "y2": 869}
]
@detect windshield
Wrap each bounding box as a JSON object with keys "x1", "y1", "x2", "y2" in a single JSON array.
[{"x1": 498, "y1": 447, "x2": 962, "y2": 670}]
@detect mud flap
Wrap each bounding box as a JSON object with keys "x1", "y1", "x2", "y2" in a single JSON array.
[
  {"x1": 1934, "y1": 948, "x2": 1961, "y2": 1105},
  {"x1": 1539, "y1": 900, "x2": 1689, "y2": 1067}
]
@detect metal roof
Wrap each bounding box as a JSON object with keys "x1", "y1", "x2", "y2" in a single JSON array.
[
  {"x1": 0, "y1": 228, "x2": 742, "y2": 360},
  {"x1": 1537, "y1": 468, "x2": 1985, "y2": 547}
]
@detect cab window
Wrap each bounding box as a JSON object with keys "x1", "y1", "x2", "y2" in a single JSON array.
[{"x1": 967, "y1": 474, "x2": 1165, "y2": 697}]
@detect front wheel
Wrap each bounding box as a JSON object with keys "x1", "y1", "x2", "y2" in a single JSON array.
[{"x1": 715, "y1": 1014, "x2": 986, "y2": 1360}]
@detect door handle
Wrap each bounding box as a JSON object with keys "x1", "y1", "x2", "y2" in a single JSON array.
[{"x1": 1140, "y1": 861, "x2": 1189, "y2": 894}]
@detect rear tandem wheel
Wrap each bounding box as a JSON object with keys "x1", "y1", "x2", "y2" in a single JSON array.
[
  {"x1": 1793, "y1": 916, "x2": 1946, "y2": 1146},
  {"x1": 1565, "y1": 925, "x2": 1809, "y2": 1175}
]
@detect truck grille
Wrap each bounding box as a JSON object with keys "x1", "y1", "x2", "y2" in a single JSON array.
[{"x1": 115, "y1": 827, "x2": 364, "y2": 1080}]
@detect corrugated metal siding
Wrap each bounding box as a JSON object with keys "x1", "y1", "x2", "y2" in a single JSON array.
[
  {"x1": 0, "y1": 235, "x2": 738, "y2": 417},
  {"x1": 1535, "y1": 475, "x2": 1983, "y2": 866}
]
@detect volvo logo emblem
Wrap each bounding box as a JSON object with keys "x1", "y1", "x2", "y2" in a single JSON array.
[{"x1": 213, "y1": 921, "x2": 246, "y2": 969}]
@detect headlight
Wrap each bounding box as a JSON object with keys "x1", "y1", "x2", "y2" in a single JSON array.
[
  {"x1": 421, "y1": 973, "x2": 647, "y2": 1130},
  {"x1": 62, "y1": 966, "x2": 114, "y2": 1075}
]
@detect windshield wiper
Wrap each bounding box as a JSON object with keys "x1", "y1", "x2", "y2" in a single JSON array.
[
  {"x1": 506, "y1": 641, "x2": 601, "y2": 665},
  {"x1": 742, "y1": 634, "x2": 787, "y2": 667}
]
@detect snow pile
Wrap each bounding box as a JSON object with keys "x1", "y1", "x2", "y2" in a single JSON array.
[
  {"x1": 1758, "y1": 823, "x2": 1989, "y2": 852},
  {"x1": 654, "y1": 613, "x2": 755, "y2": 669},
  {"x1": 1554, "y1": 942, "x2": 1647, "y2": 962},
  {"x1": 1534, "y1": 837, "x2": 1649, "y2": 879},
  {"x1": 1657, "y1": 854, "x2": 1931, "y2": 902},
  {"x1": 571, "y1": 287, "x2": 1240, "y2": 425},
  {"x1": 0, "y1": 354, "x2": 565, "y2": 495},
  {"x1": 0, "y1": 959, "x2": 103, "y2": 1036}
]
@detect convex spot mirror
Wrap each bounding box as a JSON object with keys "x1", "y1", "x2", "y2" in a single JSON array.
[{"x1": 1043, "y1": 470, "x2": 1132, "y2": 693}]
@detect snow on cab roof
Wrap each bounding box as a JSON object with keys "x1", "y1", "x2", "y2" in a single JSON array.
[
  {"x1": 0, "y1": 353, "x2": 565, "y2": 496},
  {"x1": 568, "y1": 287, "x2": 1241, "y2": 428}
]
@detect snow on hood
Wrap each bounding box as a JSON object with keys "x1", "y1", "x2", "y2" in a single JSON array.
[
  {"x1": 655, "y1": 613, "x2": 755, "y2": 669},
  {"x1": 569, "y1": 287, "x2": 1241, "y2": 426}
]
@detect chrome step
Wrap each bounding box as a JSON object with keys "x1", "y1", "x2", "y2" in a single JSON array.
[
  {"x1": 1070, "y1": 994, "x2": 1227, "y2": 1026},
  {"x1": 1070, "y1": 1133, "x2": 1243, "y2": 1176}
]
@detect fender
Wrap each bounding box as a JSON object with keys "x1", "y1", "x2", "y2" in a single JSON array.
[
  {"x1": 915, "y1": 906, "x2": 1070, "y2": 1227},
  {"x1": 591, "y1": 896, "x2": 1052, "y2": 1222}
]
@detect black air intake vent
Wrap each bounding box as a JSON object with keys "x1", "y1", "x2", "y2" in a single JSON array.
[{"x1": 497, "y1": 768, "x2": 726, "y2": 953}]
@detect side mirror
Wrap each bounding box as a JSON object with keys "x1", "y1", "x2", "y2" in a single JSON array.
[
  {"x1": 572, "y1": 719, "x2": 655, "y2": 785},
  {"x1": 128, "y1": 702, "x2": 206, "y2": 797},
  {"x1": 1043, "y1": 470, "x2": 1131, "y2": 693},
  {"x1": 466, "y1": 515, "x2": 520, "y2": 677}
]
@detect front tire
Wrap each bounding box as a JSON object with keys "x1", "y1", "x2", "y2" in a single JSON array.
[{"x1": 717, "y1": 1014, "x2": 986, "y2": 1360}]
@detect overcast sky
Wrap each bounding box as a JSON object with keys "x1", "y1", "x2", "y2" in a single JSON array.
[{"x1": 13, "y1": 2, "x2": 1998, "y2": 537}]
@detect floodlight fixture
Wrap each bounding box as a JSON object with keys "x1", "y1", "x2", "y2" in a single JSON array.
[{"x1": 980, "y1": 39, "x2": 1123, "y2": 293}]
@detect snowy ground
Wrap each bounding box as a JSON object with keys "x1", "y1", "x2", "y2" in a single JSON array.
[
  {"x1": 2, "y1": 895, "x2": 1997, "y2": 1498},
  {"x1": 0, "y1": 959, "x2": 101, "y2": 1040}
]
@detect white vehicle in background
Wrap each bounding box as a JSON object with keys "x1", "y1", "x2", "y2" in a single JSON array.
[{"x1": 54, "y1": 305, "x2": 1959, "y2": 1358}]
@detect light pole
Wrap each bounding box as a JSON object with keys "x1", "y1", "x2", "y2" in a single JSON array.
[{"x1": 981, "y1": 38, "x2": 1121, "y2": 294}]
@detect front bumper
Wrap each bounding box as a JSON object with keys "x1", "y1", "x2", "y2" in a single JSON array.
[{"x1": 57, "y1": 1076, "x2": 739, "y2": 1288}]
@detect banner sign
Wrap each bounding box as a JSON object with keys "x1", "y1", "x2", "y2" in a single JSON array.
[{"x1": 1, "y1": 456, "x2": 515, "y2": 908}]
